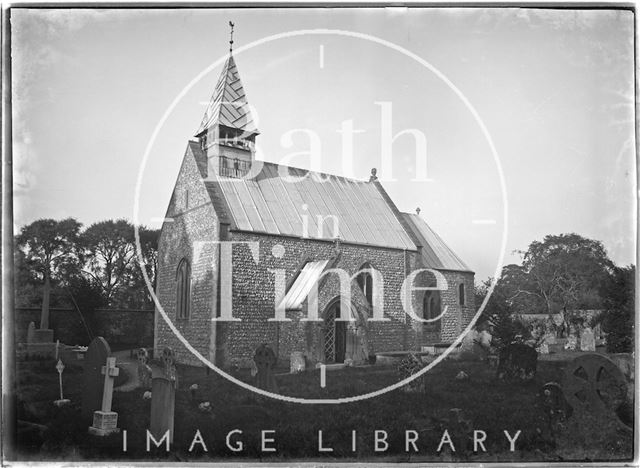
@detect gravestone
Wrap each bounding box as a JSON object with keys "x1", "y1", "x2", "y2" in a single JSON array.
[
  {"x1": 253, "y1": 344, "x2": 278, "y2": 392},
  {"x1": 88, "y1": 356, "x2": 120, "y2": 436},
  {"x1": 27, "y1": 322, "x2": 36, "y2": 344},
  {"x1": 290, "y1": 351, "x2": 305, "y2": 373},
  {"x1": 565, "y1": 335, "x2": 577, "y2": 351},
  {"x1": 459, "y1": 330, "x2": 485, "y2": 360},
  {"x1": 150, "y1": 377, "x2": 175, "y2": 444},
  {"x1": 136, "y1": 348, "x2": 152, "y2": 389},
  {"x1": 161, "y1": 347, "x2": 178, "y2": 389},
  {"x1": 53, "y1": 359, "x2": 70, "y2": 407},
  {"x1": 580, "y1": 327, "x2": 596, "y2": 352},
  {"x1": 82, "y1": 337, "x2": 111, "y2": 420}
]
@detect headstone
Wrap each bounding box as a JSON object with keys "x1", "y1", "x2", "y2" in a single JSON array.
[
  {"x1": 290, "y1": 352, "x2": 305, "y2": 373},
  {"x1": 544, "y1": 332, "x2": 557, "y2": 345},
  {"x1": 459, "y1": 330, "x2": 485, "y2": 360},
  {"x1": 82, "y1": 337, "x2": 111, "y2": 420},
  {"x1": 565, "y1": 335, "x2": 577, "y2": 351},
  {"x1": 27, "y1": 322, "x2": 36, "y2": 344},
  {"x1": 88, "y1": 356, "x2": 120, "y2": 436},
  {"x1": 149, "y1": 377, "x2": 175, "y2": 444},
  {"x1": 161, "y1": 347, "x2": 178, "y2": 389},
  {"x1": 136, "y1": 348, "x2": 152, "y2": 389},
  {"x1": 253, "y1": 344, "x2": 278, "y2": 392},
  {"x1": 580, "y1": 327, "x2": 596, "y2": 352},
  {"x1": 53, "y1": 359, "x2": 70, "y2": 407}
]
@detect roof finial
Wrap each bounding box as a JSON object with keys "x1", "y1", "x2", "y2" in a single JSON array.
[
  {"x1": 369, "y1": 168, "x2": 378, "y2": 182},
  {"x1": 416, "y1": 207, "x2": 421, "y2": 215},
  {"x1": 229, "y1": 21, "x2": 235, "y2": 53}
]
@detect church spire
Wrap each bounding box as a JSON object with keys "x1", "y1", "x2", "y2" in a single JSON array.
[{"x1": 195, "y1": 23, "x2": 259, "y2": 178}]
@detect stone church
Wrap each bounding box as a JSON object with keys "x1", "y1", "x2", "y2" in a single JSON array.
[{"x1": 154, "y1": 44, "x2": 475, "y2": 368}]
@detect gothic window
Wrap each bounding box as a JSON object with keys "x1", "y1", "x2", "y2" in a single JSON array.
[
  {"x1": 459, "y1": 283, "x2": 465, "y2": 306},
  {"x1": 356, "y1": 263, "x2": 374, "y2": 305},
  {"x1": 176, "y1": 258, "x2": 191, "y2": 319}
]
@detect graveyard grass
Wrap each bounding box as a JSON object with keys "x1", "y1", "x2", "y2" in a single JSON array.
[{"x1": 15, "y1": 355, "x2": 633, "y2": 462}]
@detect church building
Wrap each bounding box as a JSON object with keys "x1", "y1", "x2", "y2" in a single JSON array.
[{"x1": 154, "y1": 38, "x2": 475, "y2": 368}]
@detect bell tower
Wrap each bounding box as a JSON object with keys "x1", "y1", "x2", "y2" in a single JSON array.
[{"x1": 195, "y1": 22, "x2": 259, "y2": 178}]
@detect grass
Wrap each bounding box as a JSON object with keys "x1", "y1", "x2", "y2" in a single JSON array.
[{"x1": 13, "y1": 355, "x2": 633, "y2": 462}]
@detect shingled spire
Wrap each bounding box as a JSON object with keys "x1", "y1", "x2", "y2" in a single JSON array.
[{"x1": 196, "y1": 23, "x2": 259, "y2": 177}]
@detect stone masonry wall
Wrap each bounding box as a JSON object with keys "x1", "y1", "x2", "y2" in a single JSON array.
[
  {"x1": 216, "y1": 231, "x2": 424, "y2": 368},
  {"x1": 154, "y1": 145, "x2": 219, "y2": 367}
]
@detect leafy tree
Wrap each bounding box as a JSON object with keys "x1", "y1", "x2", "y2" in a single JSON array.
[
  {"x1": 16, "y1": 218, "x2": 82, "y2": 329},
  {"x1": 600, "y1": 265, "x2": 634, "y2": 353},
  {"x1": 81, "y1": 219, "x2": 138, "y2": 306},
  {"x1": 519, "y1": 233, "x2": 614, "y2": 314}
]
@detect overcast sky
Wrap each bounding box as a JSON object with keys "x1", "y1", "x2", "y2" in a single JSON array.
[{"x1": 11, "y1": 7, "x2": 636, "y2": 282}]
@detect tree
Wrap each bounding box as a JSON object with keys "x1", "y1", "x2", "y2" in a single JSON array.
[
  {"x1": 600, "y1": 265, "x2": 634, "y2": 353},
  {"x1": 16, "y1": 218, "x2": 82, "y2": 329},
  {"x1": 81, "y1": 219, "x2": 137, "y2": 306},
  {"x1": 518, "y1": 233, "x2": 614, "y2": 314}
]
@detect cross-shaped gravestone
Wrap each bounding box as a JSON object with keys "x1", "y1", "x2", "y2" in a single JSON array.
[
  {"x1": 161, "y1": 347, "x2": 178, "y2": 389},
  {"x1": 254, "y1": 344, "x2": 278, "y2": 392},
  {"x1": 88, "y1": 357, "x2": 120, "y2": 436},
  {"x1": 53, "y1": 359, "x2": 70, "y2": 407}
]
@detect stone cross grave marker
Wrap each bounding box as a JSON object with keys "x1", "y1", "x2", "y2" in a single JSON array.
[
  {"x1": 27, "y1": 321, "x2": 36, "y2": 344},
  {"x1": 82, "y1": 337, "x2": 111, "y2": 420},
  {"x1": 161, "y1": 347, "x2": 178, "y2": 388},
  {"x1": 150, "y1": 377, "x2": 175, "y2": 445},
  {"x1": 254, "y1": 344, "x2": 278, "y2": 392},
  {"x1": 88, "y1": 356, "x2": 120, "y2": 436},
  {"x1": 136, "y1": 348, "x2": 152, "y2": 389},
  {"x1": 53, "y1": 359, "x2": 70, "y2": 407},
  {"x1": 580, "y1": 327, "x2": 596, "y2": 352}
]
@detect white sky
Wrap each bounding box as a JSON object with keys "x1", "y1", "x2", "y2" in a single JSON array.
[{"x1": 11, "y1": 7, "x2": 636, "y2": 282}]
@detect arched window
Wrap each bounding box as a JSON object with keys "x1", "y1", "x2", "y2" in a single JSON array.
[
  {"x1": 176, "y1": 258, "x2": 191, "y2": 319},
  {"x1": 356, "y1": 263, "x2": 374, "y2": 305},
  {"x1": 423, "y1": 293, "x2": 439, "y2": 320},
  {"x1": 458, "y1": 283, "x2": 465, "y2": 306}
]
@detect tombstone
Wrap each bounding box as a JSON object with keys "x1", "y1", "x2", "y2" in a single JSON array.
[
  {"x1": 161, "y1": 347, "x2": 178, "y2": 389},
  {"x1": 53, "y1": 359, "x2": 70, "y2": 407},
  {"x1": 27, "y1": 322, "x2": 36, "y2": 344},
  {"x1": 565, "y1": 335, "x2": 577, "y2": 351},
  {"x1": 82, "y1": 337, "x2": 111, "y2": 420},
  {"x1": 88, "y1": 356, "x2": 120, "y2": 436},
  {"x1": 136, "y1": 348, "x2": 152, "y2": 389},
  {"x1": 459, "y1": 330, "x2": 485, "y2": 361},
  {"x1": 253, "y1": 344, "x2": 278, "y2": 392},
  {"x1": 149, "y1": 377, "x2": 175, "y2": 445},
  {"x1": 580, "y1": 327, "x2": 596, "y2": 352},
  {"x1": 290, "y1": 351, "x2": 305, "y2": 373},
  {"x1": 544, "y1": 332, "x2": 557, "y2": 345}
]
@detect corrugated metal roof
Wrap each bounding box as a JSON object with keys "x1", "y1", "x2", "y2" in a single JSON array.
[
  {"x1": 189, "y1": 144, "x2": 416, "y2": 251},
  {"x1": 196, "y1": 54, "x2": 258, "y2": 136},
  {"x1": 401, "y1": 213, "x2": 472, "y2": 272},
  {"x1": 280, "y1": 260, "x2": 330, "y2": 310}
]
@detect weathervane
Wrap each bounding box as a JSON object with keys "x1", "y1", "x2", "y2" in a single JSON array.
[{"x1": 229, "y1": 21, "x2": 235, "y2": 53}]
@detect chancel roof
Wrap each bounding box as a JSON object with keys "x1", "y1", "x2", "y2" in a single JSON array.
[
  {"x1": 401, "y1": 213, "x2": 472, "y2": 272},
  {"x1": 196, "y1": 54, "x2": 259, "y2": 137}
]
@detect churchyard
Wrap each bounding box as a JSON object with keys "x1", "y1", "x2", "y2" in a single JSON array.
[{"x1": 14, "y1": 331, "x2": 634, "y2": 463}]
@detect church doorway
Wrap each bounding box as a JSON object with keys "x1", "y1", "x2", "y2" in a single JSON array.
[{"x1": 324, "y1": 301, "x2": 346, "y2": 363}]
